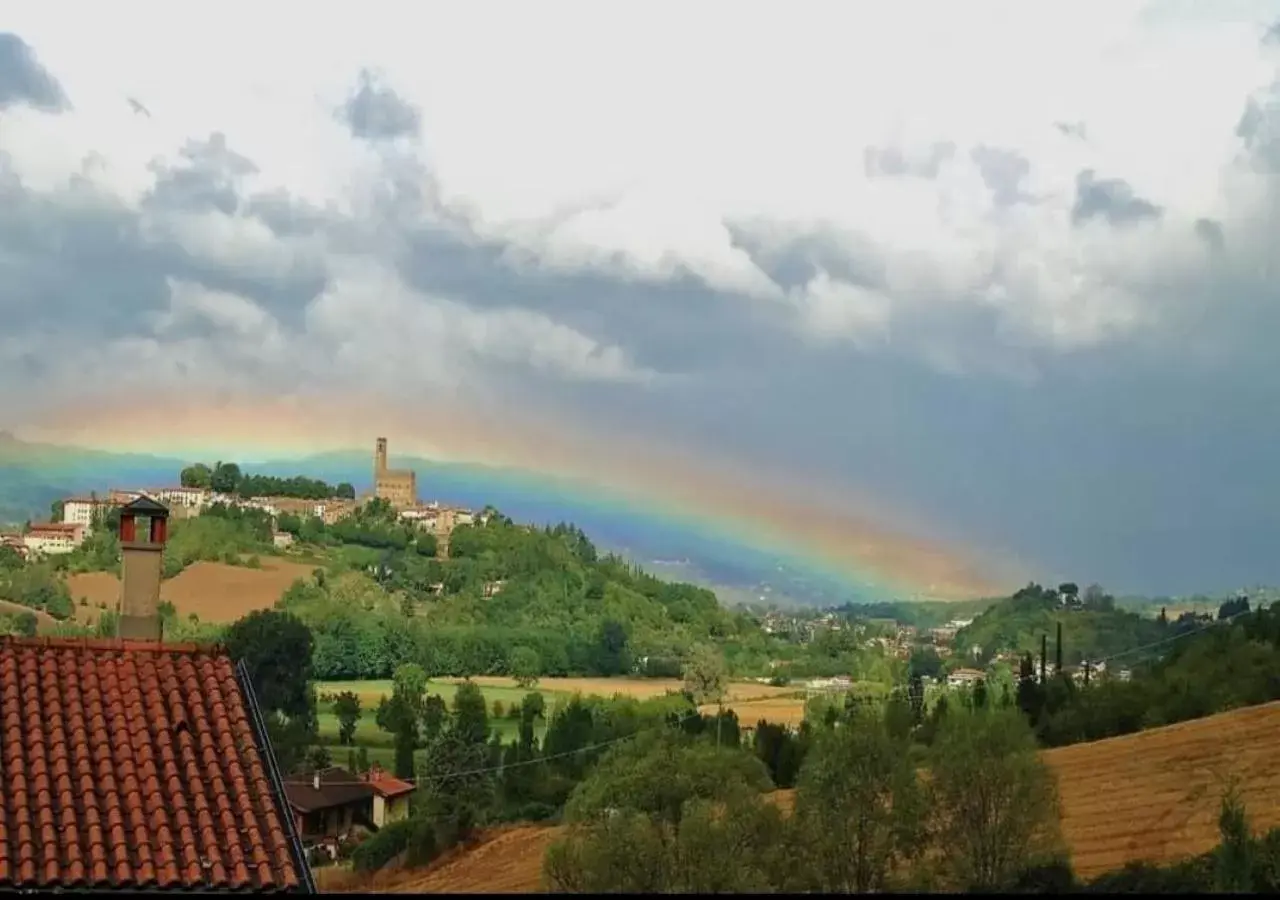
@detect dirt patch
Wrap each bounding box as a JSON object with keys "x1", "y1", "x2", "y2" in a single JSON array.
[{"x1": 65, "y1": 558, "x2": 317, "y2": 624}]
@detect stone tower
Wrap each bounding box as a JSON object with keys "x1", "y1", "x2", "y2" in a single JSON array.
[{"x1": 372, "y1": 437, "x2": 417, "y2": 509}]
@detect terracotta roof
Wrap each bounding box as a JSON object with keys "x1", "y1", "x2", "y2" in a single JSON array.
[
  {"x1": 363, "y1": 766, "x2": 415, "y2": 799},
  {"x1": 0, "y1": 636, "x2": 312, "y2": 892},
  {"x1": 26, "y1": 523, "x2": 82, "y2": 534},
  {"x1": 282, "y1": 767, "x2": 375, "y2": 813}
]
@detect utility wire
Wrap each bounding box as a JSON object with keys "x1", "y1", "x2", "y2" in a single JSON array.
[
  {"x1": 304, "y1": 688, "x2": 821, "y2": 787},
  {"x1": 301, "y1": 608, "x2": 1270, "y2": 786}
]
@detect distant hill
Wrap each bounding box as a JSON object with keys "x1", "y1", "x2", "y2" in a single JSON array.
[{"x1": 953, "y1": 583, "x2": 1170, "y2": 664}]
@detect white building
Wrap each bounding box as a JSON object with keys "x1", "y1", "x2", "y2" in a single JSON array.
[
  {"x1": 61, "y1": 497, "x2": 112, "y2": 530},
  {"x1": 24, "y1": 523, "x2": 86, "y2": 556},
  {"x1": 947, "y1": 668, "x2": 985, "y2": 688}
]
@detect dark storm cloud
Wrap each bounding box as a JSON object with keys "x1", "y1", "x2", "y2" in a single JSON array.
[
  {"x1": 0, "y1": 156, "x2": 168, "y2": 335},
  {"x1": 1194, "y1": 217, "x2": 1226, "y2": 253},
  {"x1": 970, "y1": 145, "x2": 1033, "y2": 207},
  {"x1": 863, "y1": 142, "x2": 956, "y2": 178},
  {"x1": 340, "y1": 69, "x2": 421, "y2": 141},
  {"x1": 393, "y1": 223, "x2": 782, "y2": 375},
  {"x1": 1071, "y1": 170, "x2": 1163, "y2": 226},
  {"x1": 0, "y1": 33, "x2": 69, "y2": 112}
]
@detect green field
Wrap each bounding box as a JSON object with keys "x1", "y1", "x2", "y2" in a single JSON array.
[{"x1": 313, "y1": 679, "x2": 565, "y2": 757}]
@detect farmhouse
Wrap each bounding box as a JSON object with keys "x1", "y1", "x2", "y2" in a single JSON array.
[{"x1": 363, "y1": 764, "x2": 415, "y2": 828}]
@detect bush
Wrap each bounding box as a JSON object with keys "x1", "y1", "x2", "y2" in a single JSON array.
[{"x1": 350, "y1": 819, "x2": 415, "y2": 873}]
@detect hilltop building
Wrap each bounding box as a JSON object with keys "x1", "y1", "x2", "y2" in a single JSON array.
[
  {"x1": 0, "y1": 496, "x2": 314, "y2": 892},
  {"x1": 372, "y1": 438, "x2": 417, "y2": 509},
  {"x1": 22, "y1": 522, "x2": 86, "y2": 556}
]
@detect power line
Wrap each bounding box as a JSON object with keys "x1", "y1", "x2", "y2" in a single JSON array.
[{"x1": 304, "y1": 689, "x2": 809, "y2": 787}]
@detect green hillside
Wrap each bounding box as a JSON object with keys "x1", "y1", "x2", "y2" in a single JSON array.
[{"x1": 953, "y1": 582, "x2": 1168, "y2": 664}]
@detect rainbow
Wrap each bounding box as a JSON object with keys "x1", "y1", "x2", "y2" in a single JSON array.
[{"x1": 6, "y1": 390, "x2": 1021, "y2": 601}]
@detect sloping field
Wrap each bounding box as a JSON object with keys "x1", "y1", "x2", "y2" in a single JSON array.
[
  {"x1": 324, "y1": 701, "x2": 1280, "y2": 893},
  {"x1": 1046, "y1": 699, "x2": 1280, "y2": 879},
  {"x1": 320, "y1": 825, "x2": 566, "y2": 894},
  {"x1": 66, "y1": 558, "x2": 316, "y2": 623}
]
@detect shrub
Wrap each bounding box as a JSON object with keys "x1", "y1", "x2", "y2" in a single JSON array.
[{"x1": 350, "y1": 819, "x2": 415, "y2": 873}]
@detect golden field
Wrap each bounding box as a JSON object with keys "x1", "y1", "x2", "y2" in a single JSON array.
[{"x1": 323, "y1": 700, "x2": 1280, "y2": 893}]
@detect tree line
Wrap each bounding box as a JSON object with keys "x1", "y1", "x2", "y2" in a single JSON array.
[{"x1": 179, "y1": 460, "x2": 356, "y2": 500}]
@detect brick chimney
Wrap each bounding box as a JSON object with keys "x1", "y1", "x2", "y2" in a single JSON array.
[{"x1": 117, "y1": 496, "x2": 170, "y2": 641}]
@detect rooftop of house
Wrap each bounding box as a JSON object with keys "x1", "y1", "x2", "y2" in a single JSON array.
[
  {"x1": 25, "y1": 522, "x2": 83, "y2": 534},
  {"x1": 363, "y1": 764, "x2": 415, "y2": 799},
  {"x1": 282, "y1": 767, "x2": 376, "y2": 813},
  {"x1": 0, "y1": 636, "x2": 310, "y2": 893}
]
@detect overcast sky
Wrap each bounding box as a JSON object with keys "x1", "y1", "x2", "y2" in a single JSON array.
[{"x1": 1, "y1": 0, "x2": 1279, "y2": 595}]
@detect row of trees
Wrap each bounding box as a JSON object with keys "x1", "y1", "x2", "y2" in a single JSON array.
[{"x1": 179, "y1": 460, "x2": 355, "y2": 500}]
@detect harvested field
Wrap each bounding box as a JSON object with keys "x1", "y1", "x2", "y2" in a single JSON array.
[
  {"x1": 455, "y1": 675, "x2": 805, "y2": 725},
  {"x1": 1046, "y1": 699, "x2": 1280, "y2": 879},
  {"x1": 321, "y1": 825, "x2": 565, "y2": 894},
  {"x1": 323, "y1": 701, "x2": 1280, "y2": 893},
  {"x1": 66, "y1": 558, "x2": 316, "y2": 624}
]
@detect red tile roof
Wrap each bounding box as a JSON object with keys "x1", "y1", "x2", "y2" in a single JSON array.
[
  {"x1": 0, "y1": 636, "x2": 311, "y2": 892},
  {"x1": 363, "y1": 764, "x2": 415, "y2": 799}
]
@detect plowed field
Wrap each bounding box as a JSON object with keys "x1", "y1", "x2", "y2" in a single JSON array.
[
  {"x1": 323, "y1": 700, "x2": 1280, "y2": 892},
  {"x1": 66, "y1": 558, "x2": 316, "y2": 623}
]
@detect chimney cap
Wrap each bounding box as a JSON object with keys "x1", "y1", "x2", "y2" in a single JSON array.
[{"x1": 121, "y1": 496, "x2": 171, "y2": 518}]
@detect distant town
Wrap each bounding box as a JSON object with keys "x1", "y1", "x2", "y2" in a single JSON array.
[{"x1": 0, "y1": 437, "x2": 482, "y2": 561}]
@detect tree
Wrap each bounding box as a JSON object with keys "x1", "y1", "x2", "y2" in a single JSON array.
[
  {"x1": 50, "y1": 499, "x2": 65, "y2": 523},
  {"x1": 596, "y1": 619, "x2": 630, "y2": 676},
  {"x1": 180, "y1": 463, "x2": 213, "y2": 489},
  {"x1": 682, "y1": 645, "x2": 728, "y2": 746},
  {"x1": 336, "y1": 482, "x2": 356, "y2": 500},
  {"x1": 791, "y1": 708, "x2": 926, "y2": 892},
  {"x1": 223, "y1": 609, "x2": 318, "y2": 772},
  {"x1": 510, "y1": 646, "x2": 541, "y2": 689},
  {"x1": 209, "y1": 461, "x2": 242, "y2": 494},
  {"x1": 547, "y1": 730, "x2": 784, "y2": 893},
  {"x1": 333, "y1": 691, "x2": 362, "y2": 746},
  {"x1": 1214, "y1": 780, "x2": 1254, "y2": 893},
  {"x1": 927, "y1": 706, "x2": 1063, "y2": 891}
]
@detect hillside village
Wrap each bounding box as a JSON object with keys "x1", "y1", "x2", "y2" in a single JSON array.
[{"x1": 1, "y1": 438, "x2": 482, "y2": 561}]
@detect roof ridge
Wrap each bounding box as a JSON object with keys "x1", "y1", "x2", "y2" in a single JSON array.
[{"x1": 0, "y1": 635, "x2": 225, "y2": 655}]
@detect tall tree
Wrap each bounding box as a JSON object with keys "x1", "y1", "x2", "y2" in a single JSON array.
[
  {"x1": 927, "y1": 707, "x2": 1063, "y2": 891},
  {"x1": 791, "y1": 708, "x2": 926, "y2": 892},
  {"x1": 224, "y1": 609, "x2": 318, "y2": 772}
]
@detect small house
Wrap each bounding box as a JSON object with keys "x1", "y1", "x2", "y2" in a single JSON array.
[{"x1": 362, "y1": 763, "x2": 415, "y2": 828}]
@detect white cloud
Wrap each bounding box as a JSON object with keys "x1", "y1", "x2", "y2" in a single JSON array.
[{"x1": 2, "y1": 0, "x2": 1279, "y2": 377}]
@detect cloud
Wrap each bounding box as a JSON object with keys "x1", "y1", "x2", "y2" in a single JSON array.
[
  {"x1": 1, "y1": 0, "x2": 1279, "y2": 594},
  {"x1": 1071, "y1": 169, "x2": 1164, "y2": 226},
  {"x1": 0, "y1": 32, "x2": 68, "y2": 112},
  {"x1": 339, "y1": 69, "x2": 421, "y2": 142}
]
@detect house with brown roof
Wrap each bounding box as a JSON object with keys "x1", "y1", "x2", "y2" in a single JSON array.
[
  {"x1": 282, "y1": 767, "x2": 375, "y2": 859},
  {"x1": 0, "y1": 496, "x2": 315, "y2": 892},
  {"x1": 281, "y1": 763, "x2": 417, "y2": 858}
]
